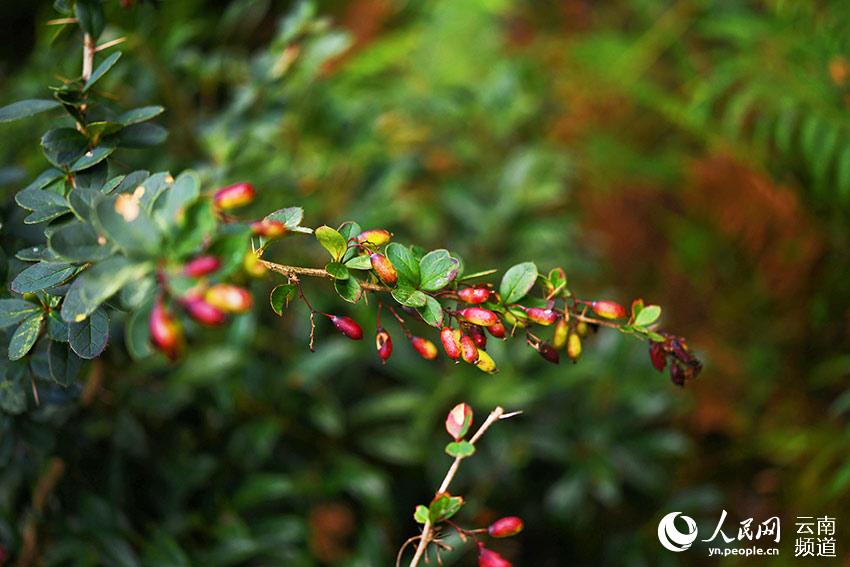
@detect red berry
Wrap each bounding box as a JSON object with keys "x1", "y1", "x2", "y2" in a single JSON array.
[
  {"x1": 440, "y1": 327, "x2": 461, "y2": 360},
  {"x1": 478, "y1": 542, "x2": 512, "y2": 567},
  {"x1": 525, "y1": 307, "x2": 558, "y2": 326},
  {"x1": 356, "y1": 229, "x2": 392, "y2": 246},
  {"x1": 538, "y1": 343, "x2": 560, "y2": 364},
  {"x1": 375, "y1": 327, "x2": 392, "y2": 362},
  {"x1": 591, "y1": 300, "x2": 627, "y2": 320},
  {"x1": 370, "y1": 253, "x2": 398, "y2": 286},
  {"x1": 470, "y1": 326, "x2": 487, "y2": 348},
  {"x1": 149, "y1": 300, "x2": 183, "y2": 360},
  {"x1": 488, "y1": 516, "x2": 524, "y2": 538},
  {"x1": 183, "y1": 296, "x2": 226, "y2": 326},
  {"x1": 649, "y1": 342, "x2": 666, "y2": 372},
  {"x1": 487, "y1": 321, "x2": 507, "y2": 339},
  {"x1": 330, "y1": 315, "x2": 363, "y2": 340},
  {"x1": 411, "y1": 336, "x2": 438, "y2": 360},
  {"x1": 213, "y1": 182, "x2": 255, "y2": 210},
  {"x1": 205, "y1": 284, "x2": 252, "y2": 313},
  {"x1": 460, "y1": 307, "x2": 499, "y2": 327},
  {"x1": 460, "y1": 335, "x2": 479, "y2": 364},
  {"x1": 183, "y1": 255, "x2": 221, "y2": 278},
  {"x1": 251, "y1": 219, "x2": 287, "y2": 238},
  {"x1": 457, "y1": 286, "x2": 490, "y2": 304}
]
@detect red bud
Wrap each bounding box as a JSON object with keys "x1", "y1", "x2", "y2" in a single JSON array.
[
  {"x1": 329, "y1": 315, "x2": 363, "y2": 340},
  {"x1": 440, "y1": 327, "x2": 461, "y2": 360},
  {"x1": 525, "y1": 307, "x2": 558, "y2": 326},
  {"x1": 213, "y1": 182, "x2": 255, "y2": 210},
  {"x1": 149, "y1": 300, "x2": 183, "y2": 360},
  {"x1": 649, "y1": 342, "x2": 666, "y2": 372},
  {"x1": 591, "y1": 300, "x2": 627, "y2": 320},
  {"x1": 470, "y1": 326, "x2": 487, "y2": 348},
  {"x1": 478, "y1": 543, "x2": 512, "y2": 567},
  {"x1": 487, "y1": 321, "x2": 507, "y2": 339},
  {"x1": 488, "y1": 516, "x2": 524, "y2": 538},
  {"x1": 445, "y1": 402, "x2": 473, "y2": 441},
  {"x1": 375, "y1": 327, "x2": 392, "y2": 362},
  {"x1": 411, "y1": 336, "x2": 438, "y2": 360},
  {"x1": 458, "y1": 286, "x2": 491, "y2": 304},
  {"x1": 460, "y1": 307, "x2": 499, "y2": 327},
  {"x1": 537, "y1": 342, "x2": 560, "y2": 364},
  {"x1": 251, "y1": 219, "x2": 287, "y2": 238},
  {"x1": 205, "y1": 284, "x2": 253, "y2": 313},
  {"x1": 460, "y1": 335, "x2": 479, "y2": 364},
  {"x1": 356, "y1": 229, "x2": 392, "y2": 246},
  {"x1": 183, "y1": 255, "x2": 221, "y2": 278},
  {"x1": 370, "y1": 253, "x2": 398, "y2": 286},
  {"x1": 183, "y1": 296, "x2": 226, "y2": 326}
]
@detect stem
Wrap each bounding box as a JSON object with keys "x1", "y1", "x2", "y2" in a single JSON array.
[
  {"x1": 82, "y1": 33, "x2": 95, "y2": 83},
  {"x1": 258, "y1": 259, "x2": 388, "y2": 292},
  {"x1": 408, "y1": 406, "x2": 509, "y2": 567}
]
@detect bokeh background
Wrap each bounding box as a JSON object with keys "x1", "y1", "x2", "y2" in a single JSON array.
[{"x1": 2, "y1": 0, "x2": 850, "y2": 565}]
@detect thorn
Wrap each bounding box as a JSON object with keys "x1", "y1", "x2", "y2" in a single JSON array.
[{"x1": 499, "y1": 410, "x2": 523, "y2": 420}]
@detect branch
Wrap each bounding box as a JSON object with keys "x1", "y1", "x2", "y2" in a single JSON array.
[
  {"x1": 258, "y1": 259, "x2": 389, "y2": 292},
  {"x1": 82, "y1": 33, "x2": 95, "y2": 83},
  {"x1": 408, "y1": 406, "x2": 508, "y2": 567}
]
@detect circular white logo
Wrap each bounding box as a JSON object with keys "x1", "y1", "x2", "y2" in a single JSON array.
[{"x1": 658, "y1": 512, "x2": 698, "y2": 552}]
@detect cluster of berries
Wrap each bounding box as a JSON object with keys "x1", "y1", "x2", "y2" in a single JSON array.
[{"x1": 649, "y1": 334, "x2": 703, "y2": 386}]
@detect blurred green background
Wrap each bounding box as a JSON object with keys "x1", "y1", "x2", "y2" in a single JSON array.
[{"x1": 2, "y1": 0, "x2": 850, "y2": 565}]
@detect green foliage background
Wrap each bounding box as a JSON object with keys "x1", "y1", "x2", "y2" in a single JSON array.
[{"x1": 2, "y1": 0, "x2": 849, "y2": 564}]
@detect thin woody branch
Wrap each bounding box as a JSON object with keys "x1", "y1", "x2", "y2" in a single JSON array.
[
  {"x1": 408, "y1": 406, "x2": 511, "y2": 567},
  {"x1": 258, "y1": 258, "x2": 389, "y2": 292}
]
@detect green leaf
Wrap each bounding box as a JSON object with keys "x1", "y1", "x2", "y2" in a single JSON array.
[
  {"x1": 47, "y1": 313, "x2": 70, "y2": 342},
  {"x1": 0, "y1": 299, "x2": 41, "y2": 328},
  {"x1": 171, "y1": 199, "x2": 218, "y2": 258},
  {"x1": 119, "y1": 122, "x2": 168, "y2": 147},
  {"x1": 69, "y1": 307, "x2": 109, "y2": 359},
  {"x1": 338, "y1": 221, "x2": 362, "y2": 262},
  {"x1": 334, "y1": 276, "x2": 363, "y2": 304},
  {"x1": 344, "y1": 254, "x2": 372, "y2": 270},
  {"x1": 634, "y1": 305, "x2": 661, "y2": 327},
  {"x1": 47, "y1": 341, "x2": 82, "y2": 386},
  {"x1": 70, "y1": 141, "x2": 116, "y2": 171},
  {"x1": 11, "y1": 262, "x2": 77, "y2": 293},
  {"x1": 84, "y1": 121, "x2": 124, "y2": 144},
  {"x1": 112, "y1": 170, "x2": 149, "y2": 194},
  {"x1": 0, "y1": 362, "x2": 28, "y2": 414},
  {"x1": 157, "y1": 171, "x2": 200, "y2": 227},
  {"x1": 83, "y1": 51, "x2": 122, "y2": 92},
  {"x1": 445, "y1": 440, "x2": 476, "y2": 459},
  {"x1": 325, "y1": 261, "x2": 349, "y2": 280},
  {"x1": 16, "y1": 245, "x2": 58, "y2": 262},
  {"x1": 419, "y1": 249, "x2": 459, "y2": 292},
  {"x1": 119, "y1": 106, "x2": 165, "y2": 126},
  {"x1": 391, "y1": 284, "x2": 428, "y2": 308},
  {"x1": 137, "y1": 172, "x2": 172, "y2": 211},
  {"x1": 0, "y1": 99, "x2": 61, "y2": 123},
  {"x1": 414, "y1": 505, "x2": 430, "y2": 524},
  {"x1": 428, "y1": 493, "x2": 464, "y2": 523},
  {"x1": 270, "y1": 284, "x2": 296, "y2": 316},
  {"x1": 417, "y1": 296, "x2": 443, "y2": 327},
  {"x1": 386, "y1": 243, "x2": 420, "y2": 287},
  {"x1": 15, "y1": 184, "x2": 70, "y2": 224},
  {"x1": 75, "y1": 0, "x2": 105, "y2": 40},
  {"x1": 94, "y1": 194, "x2": 162, "y2": 257},
  {"x1": 315, "y1": 225, "x2": 347, "y2": 260},
  {"x1": 49, "y1": 220, "x2": 112, "y2": 262},
  {"x1": 266, "y1": 207, "x2": 307, "y2": 231},
  {"x1": 41, "y1": 128, "x2": 88, "y2": 167},
  {"x1": 499, "y1": 262, "x2": 538, "y2": 304},
  {"x1": 9, "y1": 312, "x2": 44, "y2": 360},
  {"x1": 61, "y1": 256, "x2": 151, "y2": 322},
  {"x1": 126, "y1": 300, "x2": 153, "y2": 360}
]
